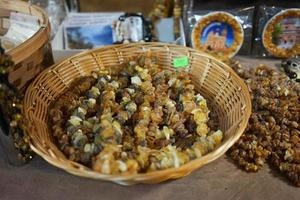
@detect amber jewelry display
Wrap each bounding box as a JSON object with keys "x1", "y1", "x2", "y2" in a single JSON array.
[
  {"x1": 262, "y1": 9, "x2": 300, "y2": 58},
  {"x1": 191, "y1": 12, "x2": 244, "y2": 59},
  {"x1": 49, "y1": 57, "x2": 224, "y2": 175},
  {"x1": 23, "y1": 43, "x2": 251, "y2": 185},
  {"x1": 0, "y1": 48, "x2": 33, "y2": 161}
]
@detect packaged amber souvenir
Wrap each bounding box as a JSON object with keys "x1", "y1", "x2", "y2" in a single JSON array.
[
  {"x1": 191, "y1": 11, "x2": 243, "y2": 59},
  {"x1": 262, "y1": 9, "x2": 300, "y2": 58},
  {"x1": 253, "y1": 6, "x2": 300, "y2": 58},
  {"x1": 187, "y1": 7, "x2": 254, "y2": 59}
]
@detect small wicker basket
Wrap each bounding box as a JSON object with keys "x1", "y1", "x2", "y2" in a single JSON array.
[
  {"x1": 0, "y1": 0, "x2": 53, "y2": 90},
  {"x1": 23, "y1": 43, "x2": 251, "y2": 185}
]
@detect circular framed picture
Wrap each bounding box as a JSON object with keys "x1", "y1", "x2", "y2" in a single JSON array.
[
  {"x1": 191, "y1": 11, "x2": 244, "y2": 59},
  {"x1": 262, "y1": 9, "x2": 300, "y2": 58}
]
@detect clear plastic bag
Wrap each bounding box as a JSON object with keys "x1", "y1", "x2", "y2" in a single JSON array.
[
  {"x1": 182, "y1": 0, "x2": 193, "y2": 41},
  {"x1": 186, "y1": 7, "x2": 254, "y2": 56},
  {"x1": 252, "y1": 6, "x2": 300, "y2": 58},
  {"x1": 30, "y1": 0, "x2": 68, "y2": 39},
  {"x1": 1, "y1": 12, "x2": 40, "y2": 51}
]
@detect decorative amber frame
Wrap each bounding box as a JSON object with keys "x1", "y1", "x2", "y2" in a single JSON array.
[
  {"x1": 191, "y1": 12, "x2": 244, "y2": 59},
  {"x1": 262, "y1": 9, "x2": 300, "y2": 58}
]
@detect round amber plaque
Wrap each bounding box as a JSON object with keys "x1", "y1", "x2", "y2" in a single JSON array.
[
  {"x1": 262, "y1": 9, "x2": 300, "y2": 58},
  {"x1": 191, "y1": 11, "x2": 244, "y2": 59}
]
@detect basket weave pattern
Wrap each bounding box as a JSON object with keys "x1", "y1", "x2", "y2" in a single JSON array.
[
  {"x1": 24, "y1": 43, "x2": 251, "y2": 185},
  {"x1": 0, "y1": 0, "x2": 52, "y2": 89}
]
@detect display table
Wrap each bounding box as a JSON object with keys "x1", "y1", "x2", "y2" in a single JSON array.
[{"x1": 0, "y1": 57, "x2": 299, "y2": 200}]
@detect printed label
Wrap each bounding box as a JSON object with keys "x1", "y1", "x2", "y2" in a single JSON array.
[
  {"x1": 272, "y1": 17, "x2": 300, "y2": 49},
  {"x1": 200, "y1": 22, "x2": 234, "y2": 52},
  {"x1": 173, "y1": 57, "x2": 189, "y2": 68}
]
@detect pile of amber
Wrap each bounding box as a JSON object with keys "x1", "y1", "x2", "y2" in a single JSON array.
[
  {"x1": 230, "y1": 62, "x2": 300, "y2": 186},
  {"x1": 0, "y1": 52, "x2": 33, "y2": 161},
  {"x1": 49, "y1": 58, "x2": 222, "y2": 174}
]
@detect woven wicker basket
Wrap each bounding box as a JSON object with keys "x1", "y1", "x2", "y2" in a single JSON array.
[
  {"x1": 23, "y1": 43, "x2": 251, "y2": 185},
  {"x1": 0, "y1": 0, "x2": 53, "y2": 90}
]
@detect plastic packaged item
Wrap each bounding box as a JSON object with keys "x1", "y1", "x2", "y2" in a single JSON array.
[
  {"x1": 30, "y1": 0, "x2": 68, "y2": 38},
  {"x1": 0, "y1": 12, "x2": 40, "y2": 51},
  {"x1": 65, "y1": 0, "x2": 79, "y2": 12},
  {"x1": 191, "y1": 11, "x2": 244, "y2": 59},
  {"x1": 155, "y1": 17, "x2": 186, "y2": 46},
  {"x1": 182, "y1": 0, "x2": 193, "y2": 37},
  {"x1": 63, "y1": 12, "x2": 123, "y2": 49},
  {"x1": 187, "y1": 7, "x2": 254, "y2": 59},
  {"x1": 253, "y1": 6, "x2": 300, "y2": 58},
  {"x1": 63, "y1": 12, "x2": 151, "y2": 49},
  {"x1": 113, "y1": 13, "x2": 152, "y2": 43}
]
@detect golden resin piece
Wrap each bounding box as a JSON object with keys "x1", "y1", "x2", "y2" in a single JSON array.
[{"x1": 49, "y1": 57, "x2": 223, "y2": 175}]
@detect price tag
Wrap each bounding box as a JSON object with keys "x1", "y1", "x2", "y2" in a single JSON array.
[{"x1": 173, "y1": 56, "x2": 189, "y2": 68}]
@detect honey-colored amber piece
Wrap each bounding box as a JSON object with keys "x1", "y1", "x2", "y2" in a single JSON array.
[{"x1": 50, "y1": 56, "x2": 223, "y2": 175}]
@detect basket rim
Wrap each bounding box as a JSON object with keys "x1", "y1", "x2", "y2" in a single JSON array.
[
  {"x1": 0, "y1": 0, "x2": 50, "y2": 64},
  {"x1": 24, "y1": 42, "x2": 252, "y2": 184}
]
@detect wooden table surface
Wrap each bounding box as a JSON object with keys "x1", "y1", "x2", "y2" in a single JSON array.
[{"x1": 1, "y1": 56, "x2": 299, "y2": 200}]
